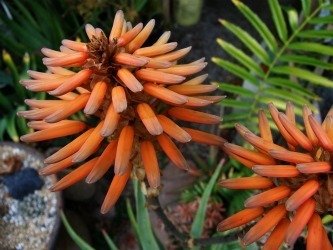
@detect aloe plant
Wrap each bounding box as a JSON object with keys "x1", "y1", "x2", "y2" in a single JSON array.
[{"x1": 214, "y1": 0, "x2": 333, "y2": 131}]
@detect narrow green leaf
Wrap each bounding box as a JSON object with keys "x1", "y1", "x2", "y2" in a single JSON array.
[
  {"x1": 279, "y1": 54, "x2": 333, "y2": 70},
  {"x1": 0, "y1": 119, "x2": 7, "y2": 141},
  {"x1": 0, "y1": 91, "x2": 13, "y2": 111},
  {"x1": 271, "y1": 66, "x2": 333, "y2": 87},
  {"x1": 60, "y1": 211, "x2": 95, "y2": 250},
  {"x1": 288, "y1": 42, "x2": 333, "y2": 55},
  {"x1": 12, "y1": 0, "x2": 39, "y2": 29},
  {"x1": 233, "y1": 0, "x2": 278, "y2": 51},
  {"x1": 285, "y1": 7, "x2": 298, "y2": 31},
  {"x1": 216, "y1": 39, "x2": 264, "y2": 76},
  {"x1": 16, "y1": 106, "x2": 30, "y2": 135},
  {"x1": 268, "y1": 0, "x2": 288, "y2": 42},
  {"x1": 297, "y1": 30, "x2": 333, "y2": 39},
  {"x1": 217, "y1": 82, "x2": 255, "y2": 97},
  {"x1": 220, "y1": 99, "x2": 250, "y2": 109},
  {"x1": 222, "y1": 112, "x2": 249, "y2": 122},
  {"x1": 190, "y1": 162, "x2": 224, "y2": 238},
  {"x1": 258, "y1": 96, "x2": 303, "y2": 116},
  {"x1": 101, "y1": 230, "x2": 119, "y2": 250},
  {"x1": 301, "y1": 0, "x2": 311, "y2": 16},
  {"x1": 6, "y1": 113, "x2": 19, "y2": 142},
  {"x1": 212, "y1": 57, "x2": 259, "y2": 86},
  {"x1": 219, "y1": 19, "x2": 270, "y2": 64},
  {"x1": 126, "y1": 199, "x2": 139, "y2": 236},
  {"x1": 309, "y1": 15, "x2": 333, "y2": 24}
]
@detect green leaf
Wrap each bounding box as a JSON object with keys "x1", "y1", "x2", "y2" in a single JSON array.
[
  {"x1": 271, "y1": 66, "x2": 333, "y2": 87},
  {"x1": 258, "y1": 96, "x2": 303, "y2": 116},
  {"x1": 101, "y1": 230, "x2": 119, "y2": 250},
  {"x1": 60, "y1": 211, "x2": 95, "y2": 250},
  {"x1": 16, "y1": 106, "x2": 30, "y2": 135},
  {"x1": 222, "y1": 112, "x2": 249, "y2": 122},
  {"x1": 0, "y1": 119, "x2": 7, "y2": 141},
  {"x1": 268, "y1": 0, "x2": 288, "y2": 42},
  {"x1": 133, "y1": 180, "x2": 160, "y2": 250},
  {"x1": 279, "y1": 54, "x2": 333, "y2": 70},
  {"x1": 297, "y1": 30, "x2": 333, "y2": 39},
  {"x1": 5, "y1": 113, "x2": 19, "y2": 142},
  {"x1": 212, "y1": 57, "x2": 259, "y2": 86},
  {"x1": 222, "y1": 99, "x2": 252, "y2": 109},
  {"x1": 288, "y1": 42, "x2": 333, "y2": 55},
  {"x1": 190, "y1": 162, "x2": 224, "y2": 238},
  {"x1": 218, "y1": 82, "x2": 255, "y2": 97},
  {"x1": 216, "y1": 39, "x2": 264, "y2": 76},
  {"x1": 301, "y1": 0, "x2": 311, "y2": 16},
  {"x1": 309, "y1": 15, "x2": 333, "y2": 24},
  {"x1": 126, "y1": 199, "x2": 139, "y2": 236},
  {"x1": 219, "y1": 19, "x2": 270, "y2": 64},
  {"x1": 0, "y1": 91, "x2": 13, "y2": 111},
  {"x1": 285, "y1": 7, "x2": 298, "y2": 31},
  {"x1": 233, "y1": 0, "x2": 278, "y2": 52}
]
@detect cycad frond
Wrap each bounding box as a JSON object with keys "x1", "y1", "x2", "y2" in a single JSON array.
[{"x1": 214, "y1": 0, "x2": 333, "y2": 131}]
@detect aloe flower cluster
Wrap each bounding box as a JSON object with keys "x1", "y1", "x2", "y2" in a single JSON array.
[{"x1": 218, "y1": 102, "x2": 333, "y2": 249}]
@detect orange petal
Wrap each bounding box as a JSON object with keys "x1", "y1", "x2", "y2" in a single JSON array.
[
  {"x1": 285, "y1": 179, "x2": 319, "y2": 211},
  {"x1": 109, "y1": 10, "x2": 124, "y2": 41},
  {"x1": 112, "y1": 86, "x2": 127, "y2": 113},
  {"x1": 242, "y1": 132, "x2": 286, "y2": 153},
  {"x1": 153, "y1": 47, "x2": 191, "y2": 62},
  {"x1": 167, "y1": 84, "x2": 217, "y2": 95},
  {"x1": 41, "y1": 48, "x2": 66, "y2": 57},
  {"x1": 278, "y1": 112, "x2": 313, "y2": 151},
  {"x1": 117, "y1": 68, "x2": 143, "y2": 92},
  {"x1": 195, "y1": 95, "x2": 225, "y2": 103},
  {"x1": 153, "y1": 31, "x2": 171, "y2": 46},
  {"x1": 157, "y1": 115, "x2": 191, "y2": 143},
  {"x1": 21, "y1": 77, "x2": 70, "y2": 92},
  {"x1": 183, "y1": 127, "x2": 226, "y2": 146},
  {"x1": 262, "y1": 218, "x2": 290, "y2": 250},
  {"x1": 44, "y1": 128, "x2": 93, "y2": 164},
  {"x1": 269, "y1": 149, "x2": 314, "y2": 163},
  {"x1": 141, "y1": 141, "x2": 160, "y2": 188},
  {"x1": 136, "y1": 69, "x2": 185, "y2": 84},
  {"x1": 50, "y1": 157, "x2": 98, "y2": 191},
  {"x1": 100, "y1": 166, "x2": 131, "y2": 214},
  {"x1": 181, "y1": 74, "x2": 208, "y2": 86},
  {"x1": 307, "y1": 213, "x2": 323, "y2": 250},
  {"x1": 47, "y1": 66, "x2": 75, "y2": 76},
  {"x1": 84, "y1": 81, "x2": 107, "y2": 115},
  {"x1": 48, "y1": 69, "x2": 92, "y2": 96},
  {"x1": 285, "y1": 198, "x2": 316, "y2": 246},
  {"x1": 85, "y1": 23, "x2": 96, "y2": 40},
  {"x1": 143, "y1": 57, "x2": 172, "y2": 69},
  {"x1": 321, "y1": 225, "x2": 333, "y2": 250},
  {"x1": 242, "y1": 204, "x2": 287, "y2": 245},
  {"x1": 134, "y1": 42, "x2": 177, "y2": 57},
  {"x1": 309, "y1": 114, "x2": 333, "y2": 151},
  {"x1": 157, "y1": 133, "x2": 188, "y2": 170},
  {"x1": 158, "y1": 62, "x2": 207, "y2": 76},
  {"x1": 25, "y1": 99, "x2": 65, "y2": 109},
  {"x1": 114, "y1": 52, "x2": 148, "y2": 67},
  {"x1": 20, "y1": 121, "x2": 86, "y2": 142},
  {"x1": 117, "y1": 23, "x2": 143, "y2": 47},
  {"x1": 182, "y1": 96, "x2": 213, "y2": 107},
  {"x1": 39, "y1": 155, "x2": 74, "y2": 175},
  {"x1": 100, "y1": 104, "x2": 120, "y2": 137},
  {"x1": 143, "y1": 83, "x2": 188, "y2": 105},
  {"x1": 17, "y1": 106, "x2": 60, "y2": 120},
  {"x1": 223, "y1": 143, "x2": 276, "y2": 165},
  {"x1": 27, "y1": 70, "x2": 61, "y2": 79},
  {"x1": 168, "y1": 107, "x2": 220, "y2": 124},
  {"x1": 252, "y1": 165, "x2": 300, "y2": 177},
  {"x1": 303, "y1": 105, "x2": 318, "y2": 146},
  {"x1": 27, "y1": 120, "x2": 75, "y2": 130},
  {"x1": 114, "y1": 126, "x2": 134, "y2": 175},
  {"x1": 217, "y1": 207, "x2": 264, "y2": 231},
  {"x1": 86, "y1": 140, "x2": 118, "y2": 184},
  {"x1": 72, "y1": 121, "x2": 104, "y2": 162},
  {"x1": 219, "y1": 176, "x2": 273, "y2": 190},
  {"x1": 43, "y1": 52, "x2": 88, "y2": 67},
  {"x1": 137, "y1": 103, "x2": 163, "y2": 135},
  {"x1": 297, "y1": 161, "x2": 331, "y2": 174},
  {"x1": 244, "y1": 186, "x2": 291, "y2": 208},
  {"x1": 127, "y1": 19, "x2": 155, "y2": 53},
  {"x1": 62, "y1": 39, "x2": 87, "y2": 52}
]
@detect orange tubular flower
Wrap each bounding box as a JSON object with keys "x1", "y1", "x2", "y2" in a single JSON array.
[
  {"x1": 218, "y1": 102, "x2": 333, "y2": 249},
  {"x1": 19, "y1": 10, "x2": 224, "y2": 213}
]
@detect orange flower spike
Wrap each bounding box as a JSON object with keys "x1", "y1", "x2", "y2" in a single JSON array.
[
  {"x1": 72, "y1": 121, "x2": 104, "y2": 162},
  {"x1": 242, "y1": 132, "x2": 286, "y2": 152},
  {"x1": 86, "y1": 140, "x2": 118, "y2": 184},
  {"x1": 158, "y1": 62, "x2": 207, "y2": 76},
  {"x1": 45, "y1": 93, "x2": 90, "y2": 122},
  {"x1": 153, "y1": 46, "x2": 191, "y2": 62},
  {"x1": 143, "y1": 83, "x2": 188, "y2": 105},
  {"x1": 285, "y1": 179, "x2": 320, "y2": 211},
  {"x1": 219, "y1": 176, "x2": 273, "y2": 190},
  {"x1": 223, "y1": 143, "x2": 276, "y2": 165},
  {"x1": 62, "y1": 39, "x2": 88, "y2": 52},
  {"x1": 115, "y1": 126, "x2": 134, "y2": 175},
  {"x1": 302, "y1": 105, "x2": 319, "y2": 146},
  {"x1": 100, "y1": 166, "x2": 131, "y2": 214},
  {"x1": 217, "y1": 207, "x2": 264, "y2": 232},
  {"x1": 268, "y1": 149, "x2": 314, "y2": 163},
  {"x1": 157, "y1": 115, "x2": 191, "y2": 143},
  {"x1": 109, "y1": 10, "x2": 124, "y2": 41},
  {"x1": 101, "y1": 104, "x2": 120, "y2": 137},
  {"x1": 242, "y1": 204, "x2": 287, "y2": 245},
  {"x1": 21, "y1": 77, "x2": 69, "y2": 92},
  {"x1": 306, "y1": 213, "x2": 323, "y2": 250},
  {"x1": 258, "y1": 109, "x2": 273, "y2": 143},
  {"x1": 244, "y1": 186, "x2": 291, "y2": 208},
  {"x1": 17, "y1": 106, "x2": 60, "y2": 120},
  {"x1": 309, "y1": 114, "x2": 333, "y2": 151},
  {"x1": 117, "y1": 68, "x2": 143, "y2": 92},
  {"x1": 181, "y1": 73, "x2": 208, "y2": 86},
  {"x1": 268, "y1": 103, "x2": 298, "y2": 146},
  {"x1": 84, "y1": 81, "x2": 107, "y2": 114},
  {"x1": 297, "y1": 162, "x2": 331, "y2": 174},
  {"x1": 134, "y1": 42, "x2": 178, "y2": 57},
  {"x1": 285, "y1": 198, "x2": 316, "y2": 246},
  {"x1": 39, "y1": 155, "x2": 74, "y2": 175},
  {"x1": 278, "y1": 112, "x2": 313, "y2": 151},
  {"x1": 183, "y1": 96, "x2": 213, "y2": 107},
  {"x1": 143, "y1": 57, "x2": 172, "y2": 69},
  {"x1": 25, "y1": 99, "x2": 66, "y2": 109},
  {"x1": 137, "y1": 103, "x2": 163, "y2": 135},
  {"x1": 20, "y1": 121, "x2": 86, "y2": 143},
  {"x1": 136, "y1": 69, "x2": 185, "y2": 84},
  {"x1": 252, "y1": 165, "x2": 300, "y2": 178},
  {"x1": 167, "y1": 84, "x2": 218, "y2": 95},
  {"x1": 262, "y1": 218, "x2": 290, "y2": 250},
  {"x1": 141, "y1": 141, "x2": 160, "y2": 188},
  {"x1": 117, "y1": 23, "x2": 143, "y2": 47},
  {"x1": 111, "y1": 86, "x2": 127, "y2": 113},
  {"x1": 44, "y1": 128, "x2": 94, "y2": 164},
  {"x1": 50, "y1": 157, "x2": 98, "y2": 192},
  {"x1": 114, "y1": 52, "x2": 148, "y2": 67},
  {"x1": 183, "y1": 127, "x2": 226, "y2": 146},
  {"x1": 127, "y1": 19, "x2": 155, "y2": 53},
  {"x1": 153, "y1": 31, "x2": 171, "y2": 45},
  {"x1": 222, "y1": 146, "x2": 255, "y2": 168},
  {"x1": 168, "y1": 107, "x2": 220, "y2": 124},
  {"x1": 27, "y1": 120, "x2": 75, "y2": 130},
  {"x1": 157, "y1": 133, "x2": 188, "y2": 170}
]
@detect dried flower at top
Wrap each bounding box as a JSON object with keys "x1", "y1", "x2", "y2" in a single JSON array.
[
  {"x1": 19, "y1": 10, "x2": 225, "y2": 214},
  {"x1": 218, "y1": 102, "x2": 333, "y2": 249}
]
